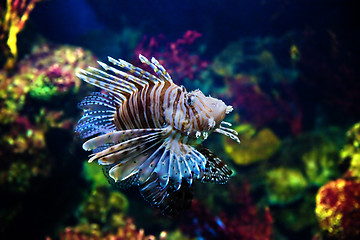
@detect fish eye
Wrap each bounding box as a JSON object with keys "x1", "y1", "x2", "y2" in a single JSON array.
[{"x1": 187, "y1": 95, "x2": 195, "y2": 106}]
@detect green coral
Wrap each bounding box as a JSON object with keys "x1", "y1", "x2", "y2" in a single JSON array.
[
  {"x1": 79, "y1": 186, "x2": 129, "y2": 232},
  {"x1": 29, "y1": 74, "x2": 58, "y2": 100},
  {"x1": 212, "y1": 36, "x2": 299, "y2": 83},
  {"x1": 266, "y1": 167, "x2": 308, "y2": 205},
  {"x1": 302, "y1": 140, "x2": 339, "y2": 186},
  {"x1": 277, "y1": 130, "x2": 342, "y2": 187},
  {"x1": 225, "y1": 124, "x2": 281, "y2": 165}
]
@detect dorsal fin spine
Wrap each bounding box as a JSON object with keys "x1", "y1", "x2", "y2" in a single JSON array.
[
  {"x1": 83, "y1": 68, "x2": 134, "y2": 95},
  {"x1": 99, "y1": 59, "x2": 147, "y2": 87},
  {"x1": 115, "y1": 58, "x2": 161, "y2": 84},
  {"x1": 76, "y1": 71, "x2": 127, "y2": 102},
  {"x1": 108, "y1": 57, "x2": 160, "y2": 85}
]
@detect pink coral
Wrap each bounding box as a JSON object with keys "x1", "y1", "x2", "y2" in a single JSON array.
[
  {"x1": 16, "y1": 43, "x2": 96, "y2": 93},
  {"x1": 134, "y1": 30, "x2": 208, "y2": 85}
]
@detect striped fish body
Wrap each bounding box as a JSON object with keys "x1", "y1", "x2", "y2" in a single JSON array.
[{"x1": 75, "y1": 55, "x2": 240, "y2": 215}]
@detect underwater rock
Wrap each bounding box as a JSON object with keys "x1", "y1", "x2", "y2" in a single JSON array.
[
  {"x1": 315, "y1": 178, "x2": 360, "y2": 239},
  {"x1": 224, "y1": 124, "x2": 281, "y2": 165}
]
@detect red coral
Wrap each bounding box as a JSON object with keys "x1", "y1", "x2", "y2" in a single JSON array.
[
  {"x1": 134, "y1": 30, "x2": 208, "y2": 84},
  {"x1": 316, "y1": 178, "x2": 360, "y2": 239},
  {"x1": 181, "y1": 182, "x2": 273, "y2": 240}
]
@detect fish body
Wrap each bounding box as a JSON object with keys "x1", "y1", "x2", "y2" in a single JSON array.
[{"x1": 75, "y1": 55, "x2": 240, "y2": 214}]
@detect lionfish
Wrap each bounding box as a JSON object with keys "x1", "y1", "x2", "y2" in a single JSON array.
[{"x1": 75, "y1": 55, "x2": 240, "y2": 215}]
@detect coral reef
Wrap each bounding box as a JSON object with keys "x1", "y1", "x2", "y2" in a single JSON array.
[
  {"x1": 302, "y1": 139, "x2": 340, "y2": 187},
  {"x1": 224, "y1": 124, "x2": 281, "y2": 165},
  {"x1": 315, "y1": 178, "x2": 360, "y2": 239},
  {"x1": 59, "y1": 218, "x2": 167, "y2": 240},
  {"x1": 181, "y1": 182, "x2": 273, "y2": 240},
  {"x1": 0, "y1": 43, "x2": 96, "y2": 183},
  {"x1": 265, "y1": 167, "x2": 308, "y2": 205},
  {"x1": 0, "y1": 0, "x2": 42, "y2": 69},
  {"x1": 0, "y1": 42, "x2": 96, "y2": 239},
  {"x1": 340, "y1": 122, "x2": 360, "y2": 179},
  {"x1": 0, "y1": 43, "x2": 96, "y2": 125},
  {"x1": 314, "y1": 122, "x2": 360, "y2": 239},
  {"x1": 212, "y1": 35, "x2": 299, "y2": 82},
  {"x1": 262, "y1": 129, "x2": 343, "y2": 236},
  {"x1": 0, "y1": 1, "x2": 357, "y2": 240},
  {"x1": 212, "y1": 36, "x2": 302, "y2": 135},
  {"x1": 56, "y1": 186, "x2": 167, "y2": 240},
  {"x1": 276, "y1": 130, "x2": 342, "y2": 188},
  {"x1": 134, "y1": 30, "x2": 209, "y2": 86},
  {"x1": 79, "y1": 186, "x2": 129, "y2": 232}
]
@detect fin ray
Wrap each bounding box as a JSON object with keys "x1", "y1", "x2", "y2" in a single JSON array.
[
  {"x1": 196, "y1": 145, "x2": 232, "y2": 184},
  {"x1": 87, "y1": 131, "x2": 164, "y2": 163},
  {"x1": 83, "y1": 128, "x2": 164, "y2": 151}
]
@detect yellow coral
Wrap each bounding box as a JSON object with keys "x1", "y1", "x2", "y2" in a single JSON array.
[
  {"x1": 340, "y1": 122, "x2": 360, "y2": 178},
  {"x1": 266, "y1": 167, "x2": 308, "y2": 204},
  {"x1": 302, "y1": 141, "x2": 339, "y2": 186},
  {"x1": 315, "y1": 179, "x2": 345, "y2": 236},
  {"x1": 1, "y1": 0, "x2": 41, "y2": 69},
  {"x1": 225, "y1": 125, "x2": 281, "y2": 165}
]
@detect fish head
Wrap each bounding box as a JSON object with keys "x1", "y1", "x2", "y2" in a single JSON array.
[{"x1": 183, "y1": 89, "x2": 233, "y2": 139}]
